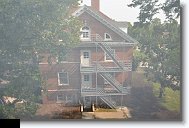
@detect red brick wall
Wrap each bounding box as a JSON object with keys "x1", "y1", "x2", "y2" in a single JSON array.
[
  {"x1": 39, "y1": 63, "x2": 81, "y2": 104},
  {"x1": 39, "y1": 63, "x2": 81, "y2": 90},
  {"x1": 39, "y1": 45, "x2": 133, "y2": 103}
]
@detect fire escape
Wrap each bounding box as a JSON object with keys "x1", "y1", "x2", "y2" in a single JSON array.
[{"x1": 80, "y1": 34, "x2": 132, "y2": 109}]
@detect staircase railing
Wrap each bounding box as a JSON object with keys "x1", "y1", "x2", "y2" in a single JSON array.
[
  {"x1": 98, "y1": 42, "x2": 127, "y2": 70},
  {"x1": 97, "y1": 64, "x2": 122, "y2": 92},
  {"x1": 91, "y1": 34, "x2": 103, "y2": 42},
  {"x1": 100, "y1": 96, "x2": 116, "y2": 109}
]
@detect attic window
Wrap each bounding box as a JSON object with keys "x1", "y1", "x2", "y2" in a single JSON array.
[
  {"x1": 81, "y1": 26, "x2": 90, "y2": 40},
  {"x1": 104, "y1": 33, "x2": 112, "y2": 41},
  {"x1": 82, "y1": 26, "x2": 89, "y2": 30}
]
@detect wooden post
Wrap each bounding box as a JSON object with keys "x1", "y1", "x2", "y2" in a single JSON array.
[
  {"x1": 80, "y1": 104, "x2": 83, "y2": 112},
  {"x1": 92, "y1": 103, "x2": 95, "y2": 112}
]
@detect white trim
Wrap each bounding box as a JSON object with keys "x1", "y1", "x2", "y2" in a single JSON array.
[
  {"x1": 48, "y1": 89, "x2": 79, "y2": 92},
  {"x1": 57, "y1": 72, "x2": 69, "y2": 86},
  {"x1": 39, "y1": 62, "x2": 80, "y2": 65},
  {"x1": 72, "y1": 6, "x2": 85, "y2": 17},
  {"x1": 104, "y1": 33, "x2": 112, "y2": 41}
]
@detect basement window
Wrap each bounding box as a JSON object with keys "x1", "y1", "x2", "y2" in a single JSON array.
[
  {"x1": 58, "y1": 72, "x2": 69, "y2": 86},
  {"x1": 57, "y1": 94, "x2": 73, "y2": 103},
  {"x1": 57, "y1": 95, "x2": 64, "y2": 103}
]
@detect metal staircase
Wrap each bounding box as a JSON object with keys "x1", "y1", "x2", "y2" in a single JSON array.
[
  {"x1": 100, "y1": 96, "x2": 116, "y2": 109},
  {"x1": 98, "y1": 42, "x2": 127, "y2": 70},
  {"x1": 80, "y1": 35, "x2": 132, "y2": 109},
  {"x1": 100, "y1": 72, "x2": 122, "y2": 93},
  {"x1": 97, "y1": 63, "x2": 130, "y2": 93}
]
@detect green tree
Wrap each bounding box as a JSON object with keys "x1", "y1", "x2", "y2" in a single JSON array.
[
  {"x1": 129, "y1": 18, "x2": 180, "y2": 97},
  {"x1": 128, "y1": 0, "x2": 180, "y2": 23},
  {"x1": 0, "y1": 0, "x2": 81, "y2": 119}
]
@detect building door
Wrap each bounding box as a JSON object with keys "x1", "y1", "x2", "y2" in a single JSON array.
[
  {"x1": 82, "y1": 74, "x2": 92, "y2": 88},
  {"x1": 81, "y1": 50, "x2": 91, "y2": 66}
]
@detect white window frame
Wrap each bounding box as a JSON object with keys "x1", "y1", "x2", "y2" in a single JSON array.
[
  {"x1": 104, "y1": 49, "x2": 115, "y2": 61},
  {"x1": 58, "y1": 72, "x2": 69, "y2": 86},
  {"x1": 104, "y1": 33, "x2": 112, "y2": 41},
  {"x1": 80, "y1": 26, "x2": 90, "y2": 41}
]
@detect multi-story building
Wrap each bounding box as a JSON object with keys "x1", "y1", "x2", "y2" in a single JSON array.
[{"x1": 39, "y1": 0, "x2": 138, "y2": 110}]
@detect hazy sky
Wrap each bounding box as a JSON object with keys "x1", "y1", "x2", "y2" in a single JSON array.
[{"x1": 81, "y1": 0, "x2": 181, "y2": 24}]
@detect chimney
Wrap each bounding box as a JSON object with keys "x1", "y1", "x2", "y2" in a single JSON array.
[{"x1": 91, "y1": 0, "x2": 100, "y2": 11}]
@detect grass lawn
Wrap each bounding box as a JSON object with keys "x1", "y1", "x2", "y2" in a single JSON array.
[{"x1": 152, "y1": 83, "x2": 180, "y2": 112}]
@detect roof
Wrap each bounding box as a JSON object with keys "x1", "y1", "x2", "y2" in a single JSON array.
[
  {"x1": 114, "y1": 21, "x2": 129, "y2": 28},
  {"x1": 72, "y1": 5, "x2": 138, "y2": 44}
]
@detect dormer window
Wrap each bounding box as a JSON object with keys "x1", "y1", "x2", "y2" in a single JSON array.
[
  {"x1": 81, "y1": 26, "x2": 90, "y2": 41},
  {"x1": 104, "y1": 33, "x2": 112, "y2": 41}
]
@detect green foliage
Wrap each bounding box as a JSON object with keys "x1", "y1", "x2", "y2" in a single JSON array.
[
  {"x1": 0, "y1": 0, "x2": 80, "y2": 118},
  {"x1": 0, "y1": 102, "x2": 38, "y2": 119},
  {"x1": 128, "y1": 0, "x2": 180, "y2": 23},
  {"x1": 152, "y1": 83, "x2": 180, "y2": 112},
  {"x1": 129, "y1": 18, "x2": 180, "y2": 96},
  {"x1": 162, "y1": 0, "x2": 180, "y2": 20},
  {"x1": 132, "y1": 49, "x2": 147, "y2": 71}
]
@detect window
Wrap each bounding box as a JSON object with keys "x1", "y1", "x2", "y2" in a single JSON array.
[
  {"x1": 82, "y1": 74, "x2": 92, "y2": 87},
  {"x1": 58, "y1": 72, "x2": 69, "y2": 85},
  {"x1": 57, "y1": 95, "x2": 64, "y2": 103},
  {"x1": 57, "y1": 94, "x2": 73, "y2": 103},
  {"x1": 82, "y1": 32, "x2": 89, "y2": 38},
  {"x1": 83, "y1": 52, "x2": 89, "y2": 58},
  {"x1": 104, "y1": 33, "x2": 112, "y2": 41},
  {"x1": 81, "y1": 26, "x2": 90, "y2": 39},
  {"x1": 84, "y1": 74, "x2": 90, "y2": 82},
  {"x1": 105, "y1": 49, "x2": 115, "y2": 61},
  {"x1": 104, "y1": 72, "x2": 115, "y2": 84}
]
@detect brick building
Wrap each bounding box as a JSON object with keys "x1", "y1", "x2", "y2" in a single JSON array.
[{"x1": 39, "y1": 0, "x2": 138, "y2": 110}]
